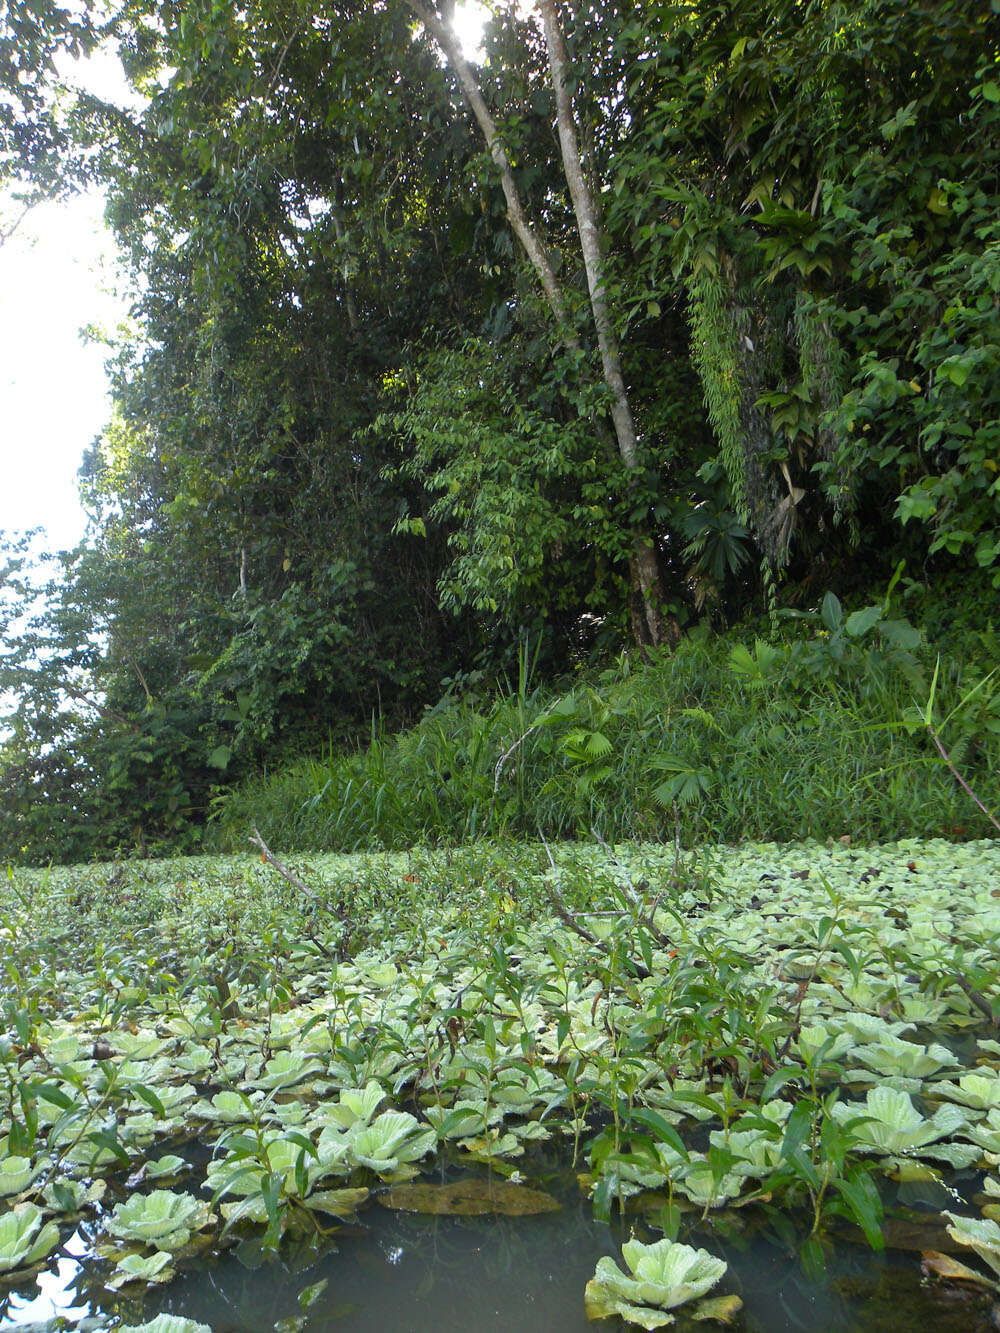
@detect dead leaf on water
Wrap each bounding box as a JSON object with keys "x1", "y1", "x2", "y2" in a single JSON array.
[
  {"x1": 921, "y1": 1251, "x2": 995, "y2": 1286},
  {"x1": 691, "y1": 1293, "x2": 744, "y2": 1324},
  {"x1": 880, "y1": 1215, "x2": 957, "y2": 1253},
  {"x1": 379, "y1": 1179, "x2": 560, "y2": 1216}
]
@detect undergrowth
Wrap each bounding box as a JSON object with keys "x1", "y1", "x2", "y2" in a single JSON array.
[{"x1": 209, "y1": 592, "x2": 1000, "y2": 853}]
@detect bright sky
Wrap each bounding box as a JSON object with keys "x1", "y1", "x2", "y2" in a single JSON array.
[
  {"x1": 0, "y1": 8, "x2": 488, "y2": 559},
  {"x1": 0, "y1": 189, "x2": 127, "y2": 553},
  {"x1": 0, "y1": 45, "x2": 138, "y2": 555}
]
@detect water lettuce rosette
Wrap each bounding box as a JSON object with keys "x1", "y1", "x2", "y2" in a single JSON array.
[
  {"x1": 107, "y1": 1189, "x2": 213, "y2": 1251},
  {"x1": 0, "y1": 1204, "x2": 61, "y2": 1276},
  {"x1": 584, "y1": 1237, "x2": 728, "y2": 1328}
]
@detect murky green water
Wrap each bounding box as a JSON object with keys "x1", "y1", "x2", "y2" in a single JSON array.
[{"x1": 2, "y1": 1159, "x2": 998, "y2": 1333}]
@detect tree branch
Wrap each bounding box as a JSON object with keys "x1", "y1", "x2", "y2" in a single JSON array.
[
  {"x1": 404, "y1": 0, "x2": 580, "y2": 354},
  {"x1": 249, "y1": 824, "x2": 319, "y2": 902}
]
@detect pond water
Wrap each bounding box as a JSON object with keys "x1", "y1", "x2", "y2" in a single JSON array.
[{"x1": 2, "y1": 1158, "x2": 998, "y2": 1333}]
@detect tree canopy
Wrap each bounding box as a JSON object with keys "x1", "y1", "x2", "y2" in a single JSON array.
[{"x1": 2, "y1": 0, "x2": 999, "y2": 861}]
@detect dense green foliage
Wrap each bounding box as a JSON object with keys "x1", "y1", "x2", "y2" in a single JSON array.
[
  {"x1": 2, "y1": 0, "x2": 999, "y2": 860},
  {"x1": 211, "y1": 595, "x2": 1000, "y2": 853}
]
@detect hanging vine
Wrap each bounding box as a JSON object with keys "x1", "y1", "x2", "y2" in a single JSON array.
[{"x1": 686, "y1": 260, "x2": 789, "y2": 570}]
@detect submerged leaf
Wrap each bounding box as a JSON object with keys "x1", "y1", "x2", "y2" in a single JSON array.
[
  {"x1": 690, "y1": 1293, "x2": 744, "y2": 1324},
  {"x1": 380, "y1": 1179, "x2": 560, "y2": 1216}
]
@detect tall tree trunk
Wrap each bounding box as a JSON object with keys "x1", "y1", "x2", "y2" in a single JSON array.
[
  {"x1": 405, "y1": 0, "x2": 675, "y2": 647},
  {"x1": 404, "y1": 0, "x2": 579, "y2": 354},
  {"x1": 536, "y1": 0, "x2": 676, "y2": 648},
  {"x1": 330, "y1": 172, "x2": 360, "y2": 337}
]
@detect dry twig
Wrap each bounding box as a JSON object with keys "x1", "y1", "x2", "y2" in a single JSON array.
[
  {"x1": 539, "y1": 829, "x2": 652, "y2": 978},
  {"x1": 590, "y1": 827, "x2": 673, "y2": 949},
  {"x1": 249, "y1": 825, "x2": 319, "y2": 902}
]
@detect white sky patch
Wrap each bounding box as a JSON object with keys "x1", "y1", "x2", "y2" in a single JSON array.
[
  {"x1": 0, "y1": 46, "x2": 137, "y2": 554},
  {"x1": 55, "y1": 42, "x2": 146, "y2": 113},
  {"x1": 453, "y1": 1, "x2": 489, "y2": 57},
  {"x1": 0, "y1": 189, "x2": 128, "y2": 552}
]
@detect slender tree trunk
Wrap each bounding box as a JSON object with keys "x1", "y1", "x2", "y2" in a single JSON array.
[
  {"x1": 403, "y1": 0, "x2": 579, "y2": 355},
  {"x1": 330, "y1": 172, "x2": 360, "y2": 337},
  {"x1": 405, "y1": 0, "x2": 675, "y2": 647},
  {"x1": 536, "y1": 0, "x2": 676, "y2": 648}
]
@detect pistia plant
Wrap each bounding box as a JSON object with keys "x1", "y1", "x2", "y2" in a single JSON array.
[
  {"x1": 584, "y1": 1238, "x2": 733, "y2": 1328},
  {"x1": 1, "y1": 837, "x2": 1000, "y2": 1313}
]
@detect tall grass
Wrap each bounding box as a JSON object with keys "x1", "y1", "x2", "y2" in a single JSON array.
[{"x1": 209, "y1": 625, "x2": 1000, "y2": 852}]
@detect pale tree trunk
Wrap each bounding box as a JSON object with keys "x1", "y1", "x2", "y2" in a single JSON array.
[
  {"x1": 404, "y1": 0, "x2": 578, "y2": 353},
  {"x1": 536, "y1": 0, "x2": 676, "y2": 648},
  {"x1": 330, "y1": 205, "x2": 360, "y2": 337},
  {"x1": 329, "y1": 170, "x2": 360, "y2": 337},
  {"x1": 404, "y1": 0, "x2": 675, "y2": 647}
]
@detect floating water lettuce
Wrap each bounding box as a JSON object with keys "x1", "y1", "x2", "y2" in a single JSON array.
[
  {"x1": 254, "y1": 1050, "x2": 322, "y2": 1090},
  {"x1": 711, "y1": 1128, "x2": 782, "y2": 1180},
  {"x1": 348, "y1": 1110, "x2": 436, "y2": 1177},
  {"x1": 107, "y1": 1248, "x2": 176, "y2": 1289},
  {"x1": 144, "y1": 1155, "x2": 189, "y2": 1181},
  {"x1": 456, "y1": 1129, "x2": 523, "y2": 1164},
  {"x1": 42, "y1": 1177, "x2": 106, "y2": 1213},
  {"x1": 795, "y1": 1022, "x2": 856, "y2": 1064},
  {"x1": 107, "y1": 1190, "x2": 213, "y2": 1251},
  {"x1": 674, "y1": 1160, "x2": 746, "y2": 1208},
  {"x1": 119, "y1": 1317, "x2": 214, "y2": 1333},
  {"x1": 936, "y1": 1071, "x2": 1000, "y2": 1112},
  {"x1": 840, "y1": 1013, "x2": 913, "y2": 1044},
  {"x1": 830, "y1": 1087, "x2": 974, "y2": 1164},
  {"x1": 584, "y1": 1238, "x2": 729, "y2": 1328},
  {"x1": 314, "y1": 1081, "x2": 385, "y2": 1130},
  {"x1": 208, "y1": 1126, "x2": 360, "y2": 1209},
  {"x1": 7, "y1": 839, "x2": 1000, "y2": 1315},
  {"x1": 943, "y1": 1212, "x2": 1000, "y2": 1285},
  {"x1": 0, "y1": 1152, "x2": 39, "y2": 1197},
  {"x1": 0, "y1": 1204, "x2": 61, "y2": 1275},
  {"x1": 191, "y1": 1090, "x2": 262, "y2": 1123},
  {"x1": 851, "y1": 1033, "x2": 958, "y2": 1081},
  {"x1": 422, "y1": 1104, "x2": 490, "y2": 1140}
]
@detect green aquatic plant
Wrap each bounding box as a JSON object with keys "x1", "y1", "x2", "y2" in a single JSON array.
[
  {"x1": 830, "y1": 1087, "x2": 974, "y2": 1165},
  {"x1": 963, "y1": 1107, "x2": 1000, "y2": 1157},
  {"x1": 191, "y1": 1090, "x2": 263, "y2": 1123},
  {"x1": 348, "y1": 1109, "x2": 437, "y2": 1178},
  {"x1": 41, "y1": 1178, "x2": 105, "y2": 1212},
  {"x1": 0, "y1": 1151, "x2": 39, "y2": 1197},
  {"x1": 4, "y1": 838, "x2": 1000, "y2": 1310},
  {"x1": 943, "y1": 1212, "x2": 1000, "y2": 1286},
  {"x1": 935, "y1": 1070, "x2": 1000, "y2": 1112},
  {"x1": 850, "y1": 1033, "x2": 958, "y2": 1082},
  {"x1": 143, "y1": 1155, "x2": 189, "y2": 1180},
  {"x1": 254, "y1": 1049, "x2": 323, "y2": 1090},
  {"x1": 0, "y1": 1203, "x2": 61, "y2": 1275},
  {"x1": 314, "y1": 1080, "x2": 385, "y2": 1129},
  {"x1": 107, "y1": 1248, "x2": 176, "y2": 1289},
  {"x1": 107, "y1": 1189, "x2": 213, "y2": 1251},
  {"x1": 584, "y1": 1237, "x2": 729, "y2": 1328}
]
